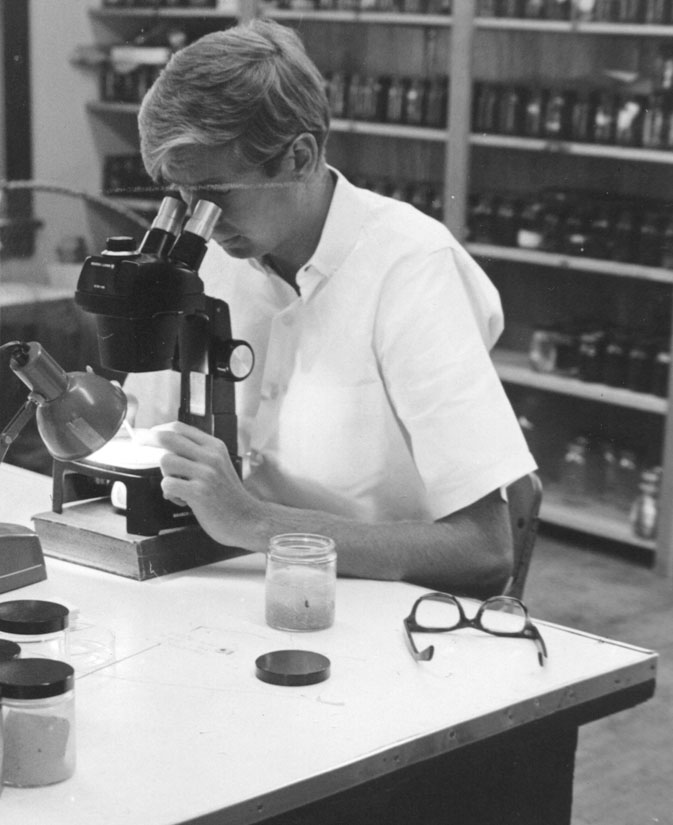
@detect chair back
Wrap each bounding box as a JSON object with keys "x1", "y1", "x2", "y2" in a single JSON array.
[{"x1": 503, "y1": 472, "x2": 543, "y2": 601}]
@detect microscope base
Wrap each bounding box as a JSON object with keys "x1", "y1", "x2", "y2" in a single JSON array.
[{"x1": 32, "y1": 499, "x2": 246, "y2": 581}]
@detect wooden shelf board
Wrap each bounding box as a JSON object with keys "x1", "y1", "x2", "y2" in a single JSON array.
[
  {"x1": 90, "y1": 7, "x2": 238, "y2": 19},
  {"x1": 540, "y1": 487, "x2": 656, "y2": 552},
  {"x1": 493, "y1": 349, "x2": 668, "y2": 415},
  {"x1": 331, "y1": 118, "x2": 446, "y2": 140},
  {"x1": 468, "y1": 243, "x2": 673, "y2": 285},
  {"x1": 470, "y1": 133, "x2": 673, "y2": 164},
  {"x1": 475, "y1": 18, "x2": 673, "y2": 37},
  {"x1": 264, "y1": 8, "x2": 452, "y2": 25}
]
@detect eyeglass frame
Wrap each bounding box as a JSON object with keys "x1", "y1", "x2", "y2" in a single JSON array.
[{"x1": 403, "y1": 592, "x2": 548, "y2": 667}]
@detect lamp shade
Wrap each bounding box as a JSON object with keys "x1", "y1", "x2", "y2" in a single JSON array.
[{"x1": 9, "y1": 342, "x2": 127, "y2": 461}]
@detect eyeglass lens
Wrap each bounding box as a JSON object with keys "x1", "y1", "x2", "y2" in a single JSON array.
[{"x1": 414, "y1": 595, "x2": 528, "y2": 635}]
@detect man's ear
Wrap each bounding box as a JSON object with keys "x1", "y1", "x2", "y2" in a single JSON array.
[{"x1": 289, "y1": 132, "x2": 320, "y2": 178}]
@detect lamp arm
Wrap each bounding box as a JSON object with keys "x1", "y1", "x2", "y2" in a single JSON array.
[{"x1": 0, "y1": 398, "x2": 38, "y2": 465}]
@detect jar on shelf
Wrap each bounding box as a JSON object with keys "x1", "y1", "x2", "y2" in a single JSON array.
[
  {"x1": 630, "y1": 469, "x2": 660, "y2": 540},
  {"x1": 498, "y1": 85, "x2": 527, "y2": 135},
  {"x1": 614, "y1": 95, "x2": 646, "y2": 147},
  {"x1": 473, "y1": 82, "x2": 501, "y2": 133},
  {"x1": 603, "y1": 332, "x2": 631, "y2": 388},
  {"x1": 626, "y1": 339, "x2": 654, "y2": 394},
  {"x1": 570, "y1": 90, "x2": 598, "y2": 143},
  {"x1": 468, "y1": 193, "x2": 498, "y2": 243},
  {"x1": 493, "y1": 196, "x2": 520, "y2": 246},
  {"x1": 611, "y1": 206, "x2": 638, "y2": 262},
  {"x1": 529, "y1": 324, "x2": 578, "y2": 374},
  {"x1": 592, "y1": 92, "x2": 617, "y2": 144},
  {"x1": 614, "y1": 448, "x2": 640, "y2": 514},
  {"x1": 641, "y1": 93, "x2": 668, "y2": 150},
  {"x1": 424, "y1": 76, "x2": 448, "y2": 128},
  {"x1": 660, "y1": 216, "x2": 673, "y2": 269},
  {"x1": 405, "y1": 78, "x2": 425, "y2": 126},
  {"x1": 598, "y1": 439, "x2": 620, "y2": 505},
  {"x1": 573, "y1": 0, "x2": 597, "y2": 21},
  {"x1": 517, "y1": 200, "x2": 545, "y2": 250},
  {"x1": 651, "y1": 346, "x2": 671, "y2": 397},
  {"x1": 523, "y1": 87, "x2": 548, "y2": 137},
  {"x1": 577, "y1": 329, "x2": 606, "y2": 383},
  {"x1": 265, "y1": 534, "x2": 337, "y2": 632},
  {"x1": 0, "y1": 600, "x2": 70, "y2": 661},
  {"x1": 543, "y1": 88, "x2": 573, "y2": 140},
  {"x1": 644, "y1": 0, "x2": 670, "y2": 24},
  {"x1": 559, "y1": 436, "x2": 593, "y2": 505},
  {"x1": 637, "y1": 211, "x2": 664, "y2": 268},
  {"x1": 0, "y1": 658, "x2": 76, "y2": 787}
]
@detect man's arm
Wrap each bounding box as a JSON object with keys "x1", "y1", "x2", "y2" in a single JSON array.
[
  {"x1": 142, "y1": 422, "x2": 513, "y2": 599},
  {"x1": 258, "y1": 488, "x2": 513, "y2": 599}
]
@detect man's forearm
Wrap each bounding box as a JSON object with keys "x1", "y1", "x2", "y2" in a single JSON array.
[{"x1": 248, "y1": 492, "x2": 512, "y2": 599}]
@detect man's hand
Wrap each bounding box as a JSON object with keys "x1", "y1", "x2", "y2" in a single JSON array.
[{"x1": 139, "y1": 421, "x2": 263, "y2": 549}]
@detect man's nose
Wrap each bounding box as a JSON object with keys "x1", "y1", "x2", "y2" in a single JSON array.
[{"x1": 178, "y1": 188, "x2": 197, "y2": 211}]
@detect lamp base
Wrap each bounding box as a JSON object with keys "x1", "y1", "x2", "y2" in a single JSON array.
[
  {"x1": 0, "y1": 524, "x2": 48, "y2": 594},
  {"x1": 32, "y1": 499, "x2": 247, "y2": 581}
]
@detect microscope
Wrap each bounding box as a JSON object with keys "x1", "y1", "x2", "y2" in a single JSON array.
[{"x1": 36, "y1": 196, "x2": 254, "y2": 577}]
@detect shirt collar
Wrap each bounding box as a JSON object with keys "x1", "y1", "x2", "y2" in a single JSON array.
[
  {"x1": 306, "y1": 168, "x2": 368, "y2": 274},
  {"x1": 251, "y1": 167, "x2": 369, "y2": 301}
]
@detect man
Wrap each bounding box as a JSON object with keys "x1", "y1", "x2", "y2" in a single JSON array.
[{"x1": 128, "y1": 18, "x2": 536, "y2": 598}]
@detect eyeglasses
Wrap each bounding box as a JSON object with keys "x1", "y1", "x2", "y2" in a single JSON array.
[{"x1": 403, "y1": 592, "x2": 548, "y2": 667}]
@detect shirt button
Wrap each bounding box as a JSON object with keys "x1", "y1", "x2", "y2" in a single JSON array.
[{"x1": 262, "y1": 383, "x2": 280, "y2": 400}]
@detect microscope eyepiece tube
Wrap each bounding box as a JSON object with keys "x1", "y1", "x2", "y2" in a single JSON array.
[
  {"x1": 168, "y1": 200, "x2": 222, "y2": 270},
  {"x1": 183, "y1": 200, "x2": 222, "y2": 241},
  {"x1": 151, "y1": 196, "x2": 188, "y2": 235}
]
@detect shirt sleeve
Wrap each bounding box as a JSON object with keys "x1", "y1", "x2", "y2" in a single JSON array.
[{"x1": 373, "y1": 246, "x2": 537, "y2": 518}]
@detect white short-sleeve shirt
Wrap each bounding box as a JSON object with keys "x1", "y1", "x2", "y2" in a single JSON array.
[{"x1": 126, "y1": 169, "x2": 536, "y2": 523}]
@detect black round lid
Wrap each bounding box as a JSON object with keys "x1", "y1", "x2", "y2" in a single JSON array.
[
  {"x1": 0, "y1": 658, "x2": 75, "y2": 699},
  {"x1": 255, "y1": 650, "x2": 331, "y2": 687},
  {"x1": 0, "y1": 600, "x2": 70, "y2": 635},
  {"x1": 0, "y1": 639, "x2": 21, "y2": 661}
]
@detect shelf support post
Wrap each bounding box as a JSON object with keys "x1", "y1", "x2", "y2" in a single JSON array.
[{"x1": 445, "y1": 0, "x2": 474, "y2": 241}]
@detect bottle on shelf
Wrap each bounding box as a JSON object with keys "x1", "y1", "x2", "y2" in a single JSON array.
[
  {"x1": 614, "y1": 448, "x2": 640, "y2": 514},
  {"x1": 630, "y1": 468, "x2": 660, "y2": 540},
  {"x1": 559, "y1": 435, "x2": 591, "y2": 506}
]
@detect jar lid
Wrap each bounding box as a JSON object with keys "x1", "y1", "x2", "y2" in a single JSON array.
[
  {"x1": 0, "y1": 600, "x2": 70, "y2": 635},
  {"x1": 0, "y1": 639, "x2": 21, "y2": 661},
  {"x1": 0, "y1": 658, "x2": 74, "y2": 699},
  {"x1": 255, "y1": 650, "x2": 331, "y2": 687}
]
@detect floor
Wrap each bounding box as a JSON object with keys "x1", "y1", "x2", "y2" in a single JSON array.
[{"x1": 525, "y1": 526, "x2": 673, "y2": 825}]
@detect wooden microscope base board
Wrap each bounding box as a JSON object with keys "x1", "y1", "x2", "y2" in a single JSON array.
[{"x1": 32, "y1": 498, "x2": 246, "y2": 581}]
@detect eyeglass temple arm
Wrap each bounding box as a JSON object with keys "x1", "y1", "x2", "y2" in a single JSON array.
[
  {"x1": 531, "y1": 625, "x2": 548, "y2": 667},
  {"x1": 403, "y1": 618, "x2": 435, "y2": 662}
]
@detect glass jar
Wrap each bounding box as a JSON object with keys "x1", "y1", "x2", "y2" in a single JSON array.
[
  {"x1": 0, "y1": 600, "x2": 70, "y2": 661},
  {"x1": 0, "y1": 658, "x2": 76, "y2": 787},
  {"x1": 265, "y1": 534, "x2": 337, "y2": 632}
]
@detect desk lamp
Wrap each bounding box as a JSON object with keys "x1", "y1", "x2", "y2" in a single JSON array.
[{"x1": 0, "y1": 340, "x2": 127, "y2": 592}]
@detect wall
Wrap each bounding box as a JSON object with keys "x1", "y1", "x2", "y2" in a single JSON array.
[{"x1": 27, "y1": 0, "x2": 106, "y2": 287}]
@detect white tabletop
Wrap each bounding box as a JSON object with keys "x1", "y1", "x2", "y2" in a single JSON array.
[{"x1": 0, "y1": 466, "x2": 658, "y2": 825}]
